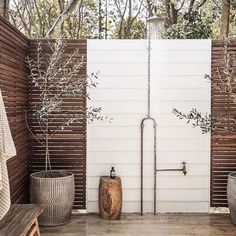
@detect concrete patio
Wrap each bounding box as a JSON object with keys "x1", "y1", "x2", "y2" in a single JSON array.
[{"x1": 41, "y1": 213, "x2": 235, "y2": 236}]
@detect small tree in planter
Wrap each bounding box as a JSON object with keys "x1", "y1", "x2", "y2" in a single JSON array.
[
  {"x1": 26, "y1": 39, "x2": 107, "y2": 226},
  {"x1": 173, "y1": 38, "x2": 236, "y2": 223}
]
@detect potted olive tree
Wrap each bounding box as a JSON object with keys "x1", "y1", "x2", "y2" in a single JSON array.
[
  {"x1": 173, "y1": 38, "x2": 236, "y2": 223},
  {"x1": 26, "y1": 39, "x2": 105, "y2": 226}
]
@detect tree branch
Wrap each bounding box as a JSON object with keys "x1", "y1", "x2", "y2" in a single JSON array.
[{"x1": 46, "y1": 0, "x2": 83, "y2": 38}]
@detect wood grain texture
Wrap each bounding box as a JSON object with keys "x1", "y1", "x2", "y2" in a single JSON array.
[
  {"x1": 0, "y1": 16, "x2": 30, "y2": 204},
  {"x1": 99, "y1": 176, "x2": 122, "y2": 220},
  {"x1": 0, "y1": 204, "x2": 43, "y2": 236},
  {"x1": 211, "y1": 40, "x2": 236, "y2": 207}
]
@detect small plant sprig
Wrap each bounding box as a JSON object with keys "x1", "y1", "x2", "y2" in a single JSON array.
[
  {"x1": 172, "y1": 108, "x2": 212, "y2": 134},
  {"x1": 173, "y1": 108, "x2": 236, "y2": 134}
]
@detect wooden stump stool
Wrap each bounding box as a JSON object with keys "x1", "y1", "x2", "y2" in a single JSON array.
[{"x1": 99, "y1": 176, "x2": 122, "y2": 220}]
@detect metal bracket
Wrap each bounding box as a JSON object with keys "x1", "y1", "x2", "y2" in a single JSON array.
[{"x1": 156, "y1": 162, "x2": 187, "y2": 176}]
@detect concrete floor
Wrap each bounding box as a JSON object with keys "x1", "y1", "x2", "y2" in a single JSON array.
[{"x1": 40, "y1": 213, "x2": 236, "y2": 236}]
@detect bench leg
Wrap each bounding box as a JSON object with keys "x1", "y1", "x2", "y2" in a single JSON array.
[
  {"x1": 26, "y1": 219, "x2": 41, "y2": 236},
  {"x1": 34, "y1": 219, "x2": 40, "y2": 236}
]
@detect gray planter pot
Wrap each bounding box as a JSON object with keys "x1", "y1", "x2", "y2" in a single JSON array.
[
  {"x1": 227, "y1": 172, "x2": 236, "y2": 224},
  {"x1": 30, "y1": 170, "x2": 75, "y2": 226}
]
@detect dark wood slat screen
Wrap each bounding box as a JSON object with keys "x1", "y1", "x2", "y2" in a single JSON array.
[
  {"x1": 29, "y1": 40, "x2": 87, "y2": 209},
  {"x1": 211, "y1": 40, "x2": 236, "y2": 207},
  {"x1": 0, "y1": 16, "x2": 30, "y2": 203}
]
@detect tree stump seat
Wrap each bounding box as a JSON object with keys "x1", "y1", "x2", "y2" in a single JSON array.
[
  {"x1": 99, "y1": 176, "x2": 122, "y2": 220},
  {"x1": 0, "y1": 204, "x2": 43, "y2": 236}
]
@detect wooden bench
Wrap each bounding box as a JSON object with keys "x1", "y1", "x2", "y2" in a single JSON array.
[{"x1": 0, "y1": 204, "x2": 43, "y2": 236}]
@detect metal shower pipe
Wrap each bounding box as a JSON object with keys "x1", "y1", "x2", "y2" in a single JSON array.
[
  {"x1": 140, "y1": 30, "x2": 158, "y2": 215},
  {"x1": 140, "y1": 17, "x2": 187, "y2": 216}
]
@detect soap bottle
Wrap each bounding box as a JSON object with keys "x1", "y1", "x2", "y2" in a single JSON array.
[{"x1": 110, "y1": 167, "x2": 115, "y2": 179}]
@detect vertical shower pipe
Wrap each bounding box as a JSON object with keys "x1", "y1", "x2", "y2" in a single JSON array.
[{"x1": 140, "y1": 16, "x2": 165, "y2": 215}]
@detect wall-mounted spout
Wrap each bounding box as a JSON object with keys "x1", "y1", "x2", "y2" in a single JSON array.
[
  {"x1": 156, "y1": 161, "x2": 187, "y2": 176},
  {"x1": 182, "y1": 162, "x2": 187, "y2": 176}
]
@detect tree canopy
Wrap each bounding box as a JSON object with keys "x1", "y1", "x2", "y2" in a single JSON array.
[{"x1": 1, "y1": 0, "x2": 235, "y2": 39}]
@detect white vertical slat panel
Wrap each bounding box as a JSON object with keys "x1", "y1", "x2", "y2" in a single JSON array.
[{"x1": 87, "y1": 39, "x2": 211, "y2": 213}]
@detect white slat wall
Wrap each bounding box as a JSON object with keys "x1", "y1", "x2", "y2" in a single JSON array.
[{"x1": 87, "y1": 39, "x2": 211, "y2": 213}]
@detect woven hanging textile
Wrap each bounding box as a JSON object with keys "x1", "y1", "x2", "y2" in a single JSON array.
[{"x1": 0, "y1": 89, "x2": 16, "y2": 220}]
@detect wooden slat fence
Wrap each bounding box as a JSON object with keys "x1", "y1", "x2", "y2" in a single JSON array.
[
  {"x1": 0, "y1": 17, "x2": 87, "y2": 209},
  {"x1": 29, "y1": 39, "x2": 87, "y2": 209},
  {"x1": 0, "y1": 16, "x2": 30, "y2": 203},
  {"x1": 211, "y1": 40, "x2": 236, "y2": 207}
]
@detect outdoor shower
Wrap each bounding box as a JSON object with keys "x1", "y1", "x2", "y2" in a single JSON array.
[{"x1": 140, "y1": 16, "x2": 187, "y2": 216}]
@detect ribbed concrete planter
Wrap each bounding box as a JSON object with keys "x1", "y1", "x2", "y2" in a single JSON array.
[
  {"x1": 30, "y1": 171, "x2": 75, "y2": 226},
  {"x1": 227, "y1": 172, "x2": 236, "y2": 224}
]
